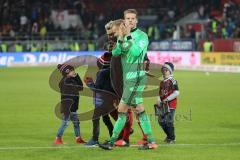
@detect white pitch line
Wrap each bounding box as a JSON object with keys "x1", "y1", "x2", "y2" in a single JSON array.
[
  {"x1": 0, "y1": 146, "x2": 83, "y2": 150},
  {"x1": 0, "y1": 143, "x2": 240, "y2": 150},
  {"x1": 131, "y1": 143, "x2": 240, "y2": 147}
]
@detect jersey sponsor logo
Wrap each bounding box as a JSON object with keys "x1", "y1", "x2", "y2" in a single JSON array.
[{"x1": 121, "y1": 41, "x2": 132, "y2": 51}]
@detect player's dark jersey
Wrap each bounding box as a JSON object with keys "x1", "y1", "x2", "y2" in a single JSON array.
[
  {"x1": 159, "y1": 76, "x2": 179, "y2": 109},
  {"x1": 87, "y1": 67, "x2": 116, "y2": 108}
]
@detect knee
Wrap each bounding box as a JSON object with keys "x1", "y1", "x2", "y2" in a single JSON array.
[
  {"x1": 62, "y1": 120, "x2": 69, "y2": 127},
  {"x1": 102, "y1": 116, "x2": 110, "y2": 124},
  {"x1": 117, "y1": 112, "x2": 127, "y2": 123},
  {"x1": 166, "y1": 116, "x2": 174, "y2": 126},
  {"x1": 166, "y1": 121, "x2": 174, "y2": 127},
  {"x1": 72, "y1": 120, "x2": 79, "y2": 126},
  {"x1": 135, "y1": 104, "x2": 145, "y2": 113},
  {"x1": 158, "y1": 119, "x2": 166, "y2": 126},
  {"x1": 117, "y1": 103, "x2": 129, "y2": 113}
]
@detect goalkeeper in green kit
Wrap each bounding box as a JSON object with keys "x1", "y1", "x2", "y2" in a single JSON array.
[{"x1": 99, "y1": 9, "x2": 158, "y2": 150}]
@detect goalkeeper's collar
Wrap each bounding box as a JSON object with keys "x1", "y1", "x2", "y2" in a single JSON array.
[
  {"x1": 163, "y1": 75, "x2": 174, "y2": 81},
  {"x1": 131, "y1": 27, "x2": 138, "y2": 32}
]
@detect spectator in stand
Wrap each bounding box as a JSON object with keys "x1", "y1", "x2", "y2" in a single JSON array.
[
  {"x1": 198, "y1": 4, "x2": 205, "y2": 19},
  {"x1": 203, "y1": 37, "x2": 213, "y2": 52},
  {"x1": 226, "y1": 18, "x2": 236, "y2": 38},
  {"x1": 32, "y1": 22, "x2": 39, "y2": 34},
  {"x1": 0, "y1": 42, "x2": 8, "y2": 52},
  {"x1": 172, "y1": 25, "x2": 180, "y2": 40},
  {"x1": 147, "y1": 23, "x2": 160, "y2": 41},
  {"x1": 20, "y1": 14, "x2": 28, "y2": 32},
  {"x1": 167, "y1": 9, "x2": 175, "y2": 20},
  {"x1": 233, "y1": 24, "x2": 240, "y2": 38},
  {"x1": 211, "y1": 17, "x2": 218, "y2": 38},
  {"x1": 40, "y1": 24, "x2": 47, "y2": 39},
  {"x1": 188, "y1": 25, "x2": 196, "y2": 39}
]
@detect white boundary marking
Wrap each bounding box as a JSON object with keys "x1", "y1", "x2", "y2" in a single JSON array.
[{"x1": 0, "y1": 143, "x2": 240, "y2": 150}]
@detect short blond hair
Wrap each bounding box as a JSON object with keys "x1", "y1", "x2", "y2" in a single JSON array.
[
  {"x1": 112, "y1": 19, "x2": 124, "y2": 27},
  {"x1": 105, "y1": 21, "x2": 114, "y2": 31},
  {"x1": 105, "y1": 19, "x2": 124, "y2": 32},
  {"x1": 124, "y1": 9, "x2": 138, "y2": 18}
]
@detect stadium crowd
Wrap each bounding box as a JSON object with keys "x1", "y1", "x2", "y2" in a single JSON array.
[
  {"x1": 0, "y1": 0, "x2": 240, "y2": 52},
  {"x1": 206, "y1": 0, "x2": 240, "y2": 39}
]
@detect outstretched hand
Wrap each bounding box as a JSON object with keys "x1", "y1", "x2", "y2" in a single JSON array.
[{"x1": 84, "y1": 76, "x2": 93, "y2": 84}]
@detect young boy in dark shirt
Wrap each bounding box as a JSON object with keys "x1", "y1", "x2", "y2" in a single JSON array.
[{"x1": 54, "y1": 64, "x2": 85, "y2": 144}]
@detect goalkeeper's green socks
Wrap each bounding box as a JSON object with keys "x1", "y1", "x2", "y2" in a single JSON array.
[
  {"x1": 138, "y1": 111, "x2": 155, "y2": 143},
  {"x1": 109, "y1": 112, "x2": 127, "y2": 144}
]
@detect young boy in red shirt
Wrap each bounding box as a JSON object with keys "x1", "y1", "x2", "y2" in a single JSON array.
[{"x1": 156, "y1": 62, "x2": 180, "y2": 144}]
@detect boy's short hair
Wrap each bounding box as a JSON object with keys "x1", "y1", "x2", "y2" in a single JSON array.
[{"x1": 124, "y1": 9, "x2": 138, "y2": 18}]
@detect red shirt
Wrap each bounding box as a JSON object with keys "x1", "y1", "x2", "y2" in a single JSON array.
[{"x1": 159, "y1": 76, "x2": 179, "y2": 109}]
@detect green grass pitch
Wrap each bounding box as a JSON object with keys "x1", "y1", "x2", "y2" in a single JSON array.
[{"x1": 0, "y1": 66, "x2": 240, "y2": 160}]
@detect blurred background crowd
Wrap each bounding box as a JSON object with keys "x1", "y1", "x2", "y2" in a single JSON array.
[{"x1": 0, "y1": 0, "x2": 239, "y2": 52}]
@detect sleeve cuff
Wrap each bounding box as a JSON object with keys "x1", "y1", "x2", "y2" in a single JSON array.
[{"x1": 127, "y1": 35, "x2": 132, "y2": 40}]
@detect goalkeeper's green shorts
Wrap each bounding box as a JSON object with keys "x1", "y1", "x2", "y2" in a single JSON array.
[{"x1": 120, "y1": 76, "x2": 147, "y2": 106}]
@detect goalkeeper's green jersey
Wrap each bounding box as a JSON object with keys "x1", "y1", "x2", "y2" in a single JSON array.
[{"x1": 112, "y1": 28, "x2": 148, "y2": 81}]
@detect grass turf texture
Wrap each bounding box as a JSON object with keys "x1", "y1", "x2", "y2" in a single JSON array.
[{"x1": 0, "y1": 66, "x2": 240, "y2": 160}]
